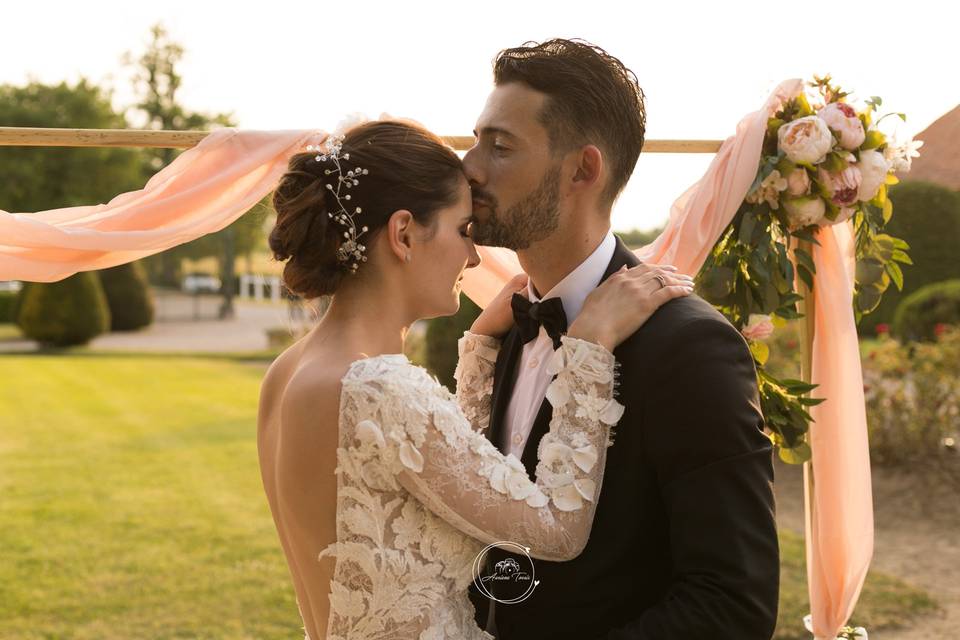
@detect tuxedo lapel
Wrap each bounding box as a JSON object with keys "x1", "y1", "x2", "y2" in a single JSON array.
[
  {"x1": 517, "y1": 234, "x2": 642, "y2": 477},
  {"x1": 488, "y1": 326, "x2": 524, "y2": 454}
]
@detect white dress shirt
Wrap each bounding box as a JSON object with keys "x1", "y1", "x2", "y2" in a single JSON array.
[{"x1": 502, "y1": 229, "x2": 617, "y2": 459}]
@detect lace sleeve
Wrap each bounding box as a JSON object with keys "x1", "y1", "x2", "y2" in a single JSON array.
[
  {"x1": 453, "y1": 330, "x2": 501, "y2": 434},
  {"x1": 342, "y1": 335, "x2": 624, "y2": 562}
]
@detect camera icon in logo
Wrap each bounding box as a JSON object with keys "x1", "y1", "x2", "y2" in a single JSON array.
[{"x1": 472, "y1": 541, "x2": 540, "y2": 604}]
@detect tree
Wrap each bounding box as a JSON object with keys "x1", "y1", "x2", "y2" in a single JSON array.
[
  {"x1": 0, "y1": 79, "x2": 147, "y2": 212},
  {"x1": 122, "y1": 23, "x2": 268, "y2": 318}
]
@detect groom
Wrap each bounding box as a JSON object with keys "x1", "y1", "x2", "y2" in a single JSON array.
[{"x1": 463, "y1": 39, "x2": 780, "y2": 639}]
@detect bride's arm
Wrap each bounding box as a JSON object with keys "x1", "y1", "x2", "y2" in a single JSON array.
[
  {"x1": 453, "y1": 330, "x2": 501, "y2": 434},
  {"x1": 343, "y1": 335, "x2": 623, "y2": 562}
]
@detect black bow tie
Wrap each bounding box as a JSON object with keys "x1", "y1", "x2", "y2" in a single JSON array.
[{"x1": 511, "y1": 293, "x2": 568, "y2": 349}]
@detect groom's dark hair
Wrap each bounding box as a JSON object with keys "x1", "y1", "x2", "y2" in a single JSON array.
[{"x1": 493, "y1": 38, "x2": 646, "y2": 206}]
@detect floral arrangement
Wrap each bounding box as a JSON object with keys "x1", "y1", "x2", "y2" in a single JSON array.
[{"x1": 696, "y1": 75, "x2": 922, "y2": 463}]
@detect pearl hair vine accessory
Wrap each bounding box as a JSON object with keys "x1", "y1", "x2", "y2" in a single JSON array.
[{"x1": 305, "y1": 134, "x2": 370, "y2": 273}]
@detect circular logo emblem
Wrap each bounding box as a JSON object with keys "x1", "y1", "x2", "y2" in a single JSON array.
[{"x1": 472, "y1": 541, "x2": 540, "y2": 604}]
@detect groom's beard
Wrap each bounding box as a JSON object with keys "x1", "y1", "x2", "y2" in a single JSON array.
[{"x1": 471, "y1": 166, "x2": 561, "y2": 250}]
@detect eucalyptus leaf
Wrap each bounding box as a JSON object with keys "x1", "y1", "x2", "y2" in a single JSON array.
[
  {"x1": 779, "y1": 441, "x2": 812, "y2": 464},
  {"x1": 856, "y1": 284, "x2": 883, "y2": 313}
]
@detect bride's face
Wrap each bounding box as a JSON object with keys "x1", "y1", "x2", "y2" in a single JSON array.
[
  {"x1": 411, "y1": 176, "x2": 482, "y2": 319},
  {"x1": 462, "y1": 82, "x2": 564, "y2": 250}
]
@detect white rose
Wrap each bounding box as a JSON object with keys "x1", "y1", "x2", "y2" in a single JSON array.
[
  {"x1": 782, "y1": 196, "x2": 826, "y2": 230},
  {"x1": 817, "y1": 102, "x2": 866, "y2": 150},
  {"x1": 856, "y1": 149, "x2": 891, "y2": 202},
  {"x1": 777, "y1": 116, "x2": 834, "y2": 165}
]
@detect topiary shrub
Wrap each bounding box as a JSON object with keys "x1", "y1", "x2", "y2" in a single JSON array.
[
  {"x1": 424, "y1": 293, "x2": 483, "y2": 390},
  {"x1": 97, "y1": 261, "x2": 155, "y2": 331},
  {"x1": 892, "y1": 279, "x2": 960, "y2": 343},
  {"x1": 16, "y1": 272, "x2": 111, "y2": 347},
  {"x1": 0, "y1": 290, "x2": 17, "y2": 323},
  {"x1": 858, "y1": 181, "x2": 960, "y2": 336},
  {"x1": 10, "y1": 282, "x2": 33, "y2": 329}
]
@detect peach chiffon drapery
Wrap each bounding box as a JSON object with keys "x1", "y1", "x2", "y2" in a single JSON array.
[
  {"x1": 0, "y1": 80, "x2": 872, "y2": 639},
  {"x1": 0, "y1": 128, "x2": 330, "y2": 282}
]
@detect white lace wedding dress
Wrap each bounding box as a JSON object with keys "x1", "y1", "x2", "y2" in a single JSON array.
[{"x1": 310, "y1": 331, "x2": 625, "y2": 640}]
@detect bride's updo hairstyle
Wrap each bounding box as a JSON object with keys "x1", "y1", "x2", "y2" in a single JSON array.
[{"x1": 269, "y1": 120, "x2": 463, "y2": 299}]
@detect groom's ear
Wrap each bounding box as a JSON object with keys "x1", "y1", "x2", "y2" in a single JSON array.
[{"x1": 570, "y1": 145, "x2": 604, "y2": 194}]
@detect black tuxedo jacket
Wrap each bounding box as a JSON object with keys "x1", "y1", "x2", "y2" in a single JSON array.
[{"x1": 468, "y1": 235, "x2": 780, "y2": 639}]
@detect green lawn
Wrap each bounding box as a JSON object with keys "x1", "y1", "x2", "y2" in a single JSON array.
[{"x1": 0, "y1": 352, "x2": 938, "y2": 639}]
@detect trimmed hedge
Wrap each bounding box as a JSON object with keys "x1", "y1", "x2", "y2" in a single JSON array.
[
  {"x1": 892, "y1": 279, "x2": 960, "y2": 343},
  {"x1": 424, "y1": 294, "x2": 483, "y2": 390},
  {"x1": 16, "y1": 273, "x2": 110, "y2": 347},
  {"x1": 859, "y1": 181, "x2": 960, "y2": 335},
  {"x1": 97, "y1": 261, "x2": 155, "y2": 331},
  {"x1": 0, "y1": 291, "x2": 16, "y2": 323}
]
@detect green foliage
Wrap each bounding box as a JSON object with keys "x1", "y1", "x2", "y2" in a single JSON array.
[
  {"x1": 16, "y1": 272, "x2": 110, "y2": 347},
  {"x1": 863, "y1": 327, "x2": 960, "y2": 485},
  {"x1": 858, "y1": 182, "x2": 960, "y2": 335},
  {"x1": 0, "y1": 291, "x2": 16, "y2": 323},
  {"x1": 97, "y1": 261, "x2": 155, "y2": 331},
  {"x1": 0, "y1": 79, "x2": 148, "y2": 213},
  {"x1": 424, "y1": 294, "x2": 483, "y2": 390},
  {"x1": 892, "y1": 279, "x2": 960, "y2": 343}
]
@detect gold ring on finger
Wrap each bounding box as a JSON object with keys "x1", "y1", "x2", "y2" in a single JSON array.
[{"x1": 654, "y1": 274, "x2": 666, "y2": 289}]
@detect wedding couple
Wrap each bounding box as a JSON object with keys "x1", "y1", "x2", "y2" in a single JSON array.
[{"x1": 257, "y1": 38, "x2": 780, "y2": 640}]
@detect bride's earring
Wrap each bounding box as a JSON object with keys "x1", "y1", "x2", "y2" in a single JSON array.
[{"x1": 405, "y1": 254, "x2": 411, "y2": 263}]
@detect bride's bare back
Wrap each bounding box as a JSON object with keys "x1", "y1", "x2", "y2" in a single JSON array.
[{"x1": 257, "y1": 335, "x2": 354, "y2": 640}]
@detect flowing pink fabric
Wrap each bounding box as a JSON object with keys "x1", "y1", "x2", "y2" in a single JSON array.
[
  {"x1": 0, "y1": 83, "x2": 872, "y2": 638},
  {"x1": 802, "y1": 221, "x2": 874, "y2": 640},
  {"x1": 0, "y1": 128, "x2": 328, "y2": 282}
]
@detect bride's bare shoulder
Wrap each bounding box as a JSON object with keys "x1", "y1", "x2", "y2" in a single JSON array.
[{"x1": 259, "y1": 342, "x2": 352, "y2": 435}]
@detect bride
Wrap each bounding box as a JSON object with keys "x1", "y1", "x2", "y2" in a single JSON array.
[{"x1": 256, "y1": 119, "x2": 694, "y2": 639}]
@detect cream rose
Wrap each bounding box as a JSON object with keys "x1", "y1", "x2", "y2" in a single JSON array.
[
  {"x1": 777, "y1": 116, "x2": 834, "y2": 165},
  {"x1": 856, "y1": 149, "x2": 891, "y2": 202},
  {"x1": 818, "y1": 102, "x2": 865, "y2": 150},
  {"x1": 785, "y1": 168, "x2": 811, "y2": 196},
  {"x1": 783, "y1": 195, "x2": 826, "y2": 230}
]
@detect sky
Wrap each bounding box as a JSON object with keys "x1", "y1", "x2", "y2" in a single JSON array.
[{"x1": 2, "y1": 0, "x2": 956, "y2": 232}]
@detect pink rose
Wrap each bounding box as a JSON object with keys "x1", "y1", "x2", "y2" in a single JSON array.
[
  {"x1": 818, "y1": 165, "x2": 862, "y2": 206},
  {"x1": 786, "y1": 168, "x2": 811, "y2": 196},
  {"x1": 742, "y1": 314, "x2": 775, "y2": 341},
  {"x1": 777, "y1": 116, "x2": 834, "y2": 164},
  {"x1": 818, "y1": 102, "x2": 865, "y2": 150}
]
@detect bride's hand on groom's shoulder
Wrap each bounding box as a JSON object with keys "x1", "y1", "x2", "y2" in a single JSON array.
[
  {"x1": 469, "y1": 273, "x2": 530, "y2": 339},
  {"x1": 568, "y1": 263, "x2": 696, "y2": 352}
]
